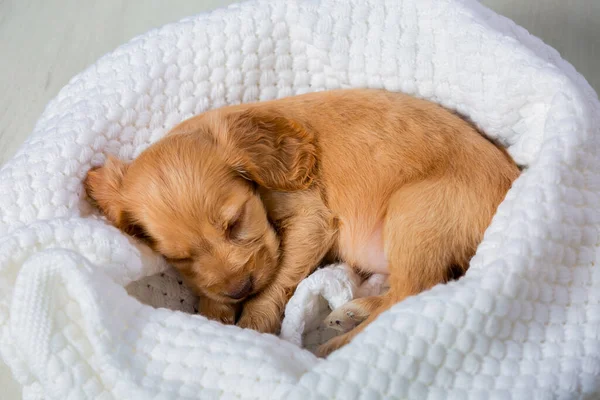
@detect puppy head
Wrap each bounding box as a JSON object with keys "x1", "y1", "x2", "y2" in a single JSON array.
[{"x1": 84, "y1": 107, "x2": 317, "y2": 303}]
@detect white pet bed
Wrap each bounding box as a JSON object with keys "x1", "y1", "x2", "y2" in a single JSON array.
[{"x1": 1, "y1": 0, "x2": 600, "y2": 398}]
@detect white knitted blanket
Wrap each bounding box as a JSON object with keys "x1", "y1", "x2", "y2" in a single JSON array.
[{"x1": 1, "y1": 0, "x2": 599, "y2": 398}]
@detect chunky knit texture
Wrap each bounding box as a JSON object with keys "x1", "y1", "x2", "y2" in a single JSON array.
[{"x1": 1, "y1": 0, "x2": 599, "y2": 398}]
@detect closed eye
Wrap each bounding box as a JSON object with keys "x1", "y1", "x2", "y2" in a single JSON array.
[
  {"x1": 226, "y1": 216, "x2": 243, "y2": 239},
  {"x1": 225, "y1": 203, "x2": 246, "y2": 241},
  {"x1": 122, "y1": 213, "x2": 156, "y2": 246}
]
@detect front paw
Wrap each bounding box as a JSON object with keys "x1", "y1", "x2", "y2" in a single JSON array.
[
  {"x1": 197, "y1": 298, "x2": 237, "y2": 325},
  {"x1": 237, "y1": 298, "x2": 282, "y2": 334}
]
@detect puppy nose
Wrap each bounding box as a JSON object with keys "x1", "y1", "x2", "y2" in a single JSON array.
[{"x1": 225, "y1": 276, "x2": 253, "y2": 300}]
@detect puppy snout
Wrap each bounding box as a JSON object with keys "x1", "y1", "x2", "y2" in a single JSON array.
[{"x1": 225, "y1": 276, "x2": 254, "y2": 300}]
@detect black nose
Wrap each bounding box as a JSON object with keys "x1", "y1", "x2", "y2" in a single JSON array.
[{"x1": 226, "y1": 276, "x2": 254, "y2": 300}]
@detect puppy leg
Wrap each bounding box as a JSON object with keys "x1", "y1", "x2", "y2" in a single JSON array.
[
  {"x1": 197, "y1": 295, "x2": 239, "y2": 325},
  {"x1": 237, "y1": 198, "x2": 337, "y2": 334},
  {"x1": 319, "y1": 177, "x2": 489, "y2": 356},
  {"x1": 324, "y1": 296, "x2": 383, "y2": 333},
  {"x1": 325, "y1": 274, "x2": 390, "y2": 332}
]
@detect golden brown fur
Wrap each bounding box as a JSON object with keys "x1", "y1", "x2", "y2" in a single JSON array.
[{"x1": 84, "y1": 89, "x2": 519, "y2": 355}]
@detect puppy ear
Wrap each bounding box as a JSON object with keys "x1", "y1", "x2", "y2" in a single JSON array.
[
  {"x1": 84, "y1": 155, "x2": 130, "y2": 228},
  {"x1": 222, "y1": 108, "x2": 317, "y2": 191}
]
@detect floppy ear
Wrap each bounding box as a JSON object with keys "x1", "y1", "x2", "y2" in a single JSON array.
[
  {"x1": 221, "y1": 108, "x2": 317, "y2": 191},
  {"x1": 84, "y1": 155, "x2": 130, "y2": 228},
  {"x1": 84, "y1": 156, "x2": 156, "y2": 244}
]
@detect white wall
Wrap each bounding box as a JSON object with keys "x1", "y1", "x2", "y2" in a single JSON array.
[
  {"x1": 0, "y1": 0, "x2": 597, "y2": 166},
  {"x1": 481, "y1": 0, "x2": 599, "y2": 92}
]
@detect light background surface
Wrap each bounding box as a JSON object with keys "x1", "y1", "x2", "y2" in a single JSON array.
[
  {"x1": 0, "y1": 0, "x2": 598, "y2": 397},
  {"x1": 1, "y1": 0, "x2": 598, "y2": 167}
]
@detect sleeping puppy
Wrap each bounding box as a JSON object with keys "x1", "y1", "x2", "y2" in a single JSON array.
[{"x1": 84, "y1": 89, "x2": 519, "y2": 356}]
